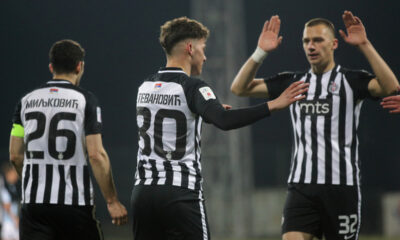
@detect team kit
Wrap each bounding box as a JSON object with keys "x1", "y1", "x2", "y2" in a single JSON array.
[{"x1": 9, "y1": 11, "x2": 400, "y2": 240}]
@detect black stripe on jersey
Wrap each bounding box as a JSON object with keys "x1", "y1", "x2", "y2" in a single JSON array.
[
  {"x1": 70, "y1": 166, "x2": 79, "y2": 205},
  {"x1": 311, "y1": 74, "x2": 323, "y2": 182},
  {"x1": 149, "y1": 159, "x2": 158, "y2": 185},
  {"x1": 299, "y1": 73, "x2": 312, "y2": 182},
  {"x1": 29, "y1": 164, "x2": 39, "y2": 204},
  {"x1": 83, "y1": 165, "x2": 91, "y2": 205},
  {"x1": 23, "y1": 164, "x2": 31, "y2": 201},
  {"x1": 137, "y1": 160, "x2": 146, "y2": 185},
  {"x1": 43, "y1": 164, "x2": 53, "y2": 204},
  {"x1": 338, "y1": 74, "x2": 347, "y2": 184},
  {"x1": 324, "y1": 65, "x2": 338, "y2": 184},
  {"x1": 163, "y1": 161, "x2": 173, "y2": 186},
  {"x1": 178, "y1": 162, "x2": 189, "y2": 188},
  {"x1": 58, "y1": 166, "x2": 66, "y2": 204}
]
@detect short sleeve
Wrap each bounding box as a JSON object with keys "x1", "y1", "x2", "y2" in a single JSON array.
[
  {"x1": 344, "y1": 69, "x2": 375, "y2": 100},
  {"x1": 264, "y1": 72, "x2": 295, "y2": 99},
  {"x1": 185, "y1": 79, "x2": 221, "y2": 116},
  {"x1": 84, "y1": 92, "x2": 102, "y2": 135}
]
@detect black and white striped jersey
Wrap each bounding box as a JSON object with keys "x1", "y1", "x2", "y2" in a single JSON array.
[
  {"x1": 265, "y1": 65, "x2": 375, "y2": 186},
  {"x1": 135, "y1": 67, "x2": 221, "y2": 191},
  {"x1": 12, "y1": 79, "x2": 102, "y2": 206}
]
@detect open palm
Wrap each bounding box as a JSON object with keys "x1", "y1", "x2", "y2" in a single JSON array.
[
  {"x1": 339, "y1": 11, "x2": 368, "y2": 46},
  {"x1": 258, "y1": 15, "x2": 283, "y2": 52}
]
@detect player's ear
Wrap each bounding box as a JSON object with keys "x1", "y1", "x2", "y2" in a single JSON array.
[
  {"x1": 186, "y1": 41, "x2": 193, "y2": 56},
  {"x1": 49, "y1": 63, "x2": 54, "y2": 74},
  {"x1": 332, "y1": 38, "x2": 338, "y2": 50},
  {"x1": 76, "y1": 61, "x2": 83, "y2": 74}
]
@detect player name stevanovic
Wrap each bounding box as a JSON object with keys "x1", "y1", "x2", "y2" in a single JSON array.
[
  {"x1": 137, "y1": 93, "x2": 181, "y2": 106},
  {"x1": 25, "y1": 98, "x2": 79, "y2": 109}
]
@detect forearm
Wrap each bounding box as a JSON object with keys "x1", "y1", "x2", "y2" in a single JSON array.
[
  {"x1": 203, "y1": 103, "x2": 270, "y2": 130},
  {"x1": 89, "y1": 150, "x2": 118, "y2": 203},
  {"x1": 231, "y1": 57, "x2": 262, "y2": 96},
  {"x1": 10, "y1": 156, "x2": 23, "y2": 177},
  {"x1": 359, "y1": 40, "x2": 399, "y2": 94}
]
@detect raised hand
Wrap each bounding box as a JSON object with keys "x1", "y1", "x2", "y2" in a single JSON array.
[
  {"x1": 268, "y1": 81, "x2": 309, "y2": 111},
  {"x1": 339, "y1": 10, "x2": 368, "y2": 46},
  {"x1": 258, "y1": 15, "x2": 283, "y2": 52}
]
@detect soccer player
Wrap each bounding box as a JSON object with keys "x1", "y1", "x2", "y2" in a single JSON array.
[
  {"x1": 9, "y1": 39, "x2": 128, "y2": 240},
  {"x1": 132, "y1": 16, "x2": 309, "y2": 240},
  {"x1": 230, "y1": 12, "x2": 399, "y2": 240},
  {"x1": 381, "y1": 86, "x2": 400, "y2": 113}
]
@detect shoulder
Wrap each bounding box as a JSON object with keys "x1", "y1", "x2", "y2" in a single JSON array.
[
  {"x1": 339, "y1": 67, "x2": 375, "y2": 80},
  {"x1": 265, "y1": 71, "x2": 306, "y2": 82}
]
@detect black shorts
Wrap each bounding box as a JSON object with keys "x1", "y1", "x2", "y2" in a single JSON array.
[
  {"x1": 20, "y1": 204, "x2": 103, "y2": 240},
  {"x1": 282, "y1": 183, "x2": 361, "y2": 240},
  {"x1": 131, "y1": 184, "x2": 210, "y2": 240}
]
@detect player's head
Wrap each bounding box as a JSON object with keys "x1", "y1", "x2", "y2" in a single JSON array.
[
  {"x1": 2, "y1": 162, "x2": 18, "y2": 184},
  {"x1": 303, "y1": 18, "x2": 338, "y2": 72},
  {"x1": 160, "y1": 17, "x2": 210, "y2": 76},
  {"x1": 49, "y1": 39, "x2": 85, "y2": 85}
]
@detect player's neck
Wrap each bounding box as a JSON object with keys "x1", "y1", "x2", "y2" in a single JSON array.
[
  {"x1": 52, "y1": 74, "x2": 78, "y2": 85},
  {"x1": 166, "y1": 58, "x2": 191, "y2": 76},
  {"x1": 311, "y1": 60, "x2": 335, "y2": 75}
]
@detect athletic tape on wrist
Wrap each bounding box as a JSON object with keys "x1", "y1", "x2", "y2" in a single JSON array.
[{"x1": 251, "y1": 46, "x2": 268, "y2": 63}]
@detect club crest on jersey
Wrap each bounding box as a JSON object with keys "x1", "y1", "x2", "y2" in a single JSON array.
[
  {"x1": 154, "y1": 83, "x2": 162, "y2": 90},
  {"x1": 328, "y1": 81, "x2": 338, "y2": 94},
  {"x1": 199, "y1": 87, "x2": 216, "y2": 101},
  {"x1": 49, "y1": 88, "x2": 58, "y2": 93}
]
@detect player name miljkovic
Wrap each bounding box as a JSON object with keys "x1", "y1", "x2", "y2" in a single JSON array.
[
  {"x1": 137, "y1": 93, "x2": 181, "y2": 106},
  {"x1": 25, "y1": 98, "x2": 79, "y2": 109}
]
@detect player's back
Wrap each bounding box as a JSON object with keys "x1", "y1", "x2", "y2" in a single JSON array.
[
  {"x1": 136, "y1": 68, "x2": 203, "y2": 191},
  {"x1": 15, "y1": 79, "x2": 100, "y2": 206}
]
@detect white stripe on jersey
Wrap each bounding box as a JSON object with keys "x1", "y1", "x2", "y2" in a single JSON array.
[
  {"x1": 330, "y1": 71, "x2": 342, "y2": 185},
  {"x1": 50, "y1": 165, "x2": 60, "y2": 204},
  {"x1": 343, "y1": 79, "x2": 354, "y2": 185},
  {"x1": 35, "y1": 164, "x2": 46, "y2": 203}
]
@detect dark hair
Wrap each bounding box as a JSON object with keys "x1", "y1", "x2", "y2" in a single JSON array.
[
  {"x1": 159, "y1": 17, "x2": 210, "y2": 55},
  {"x1": 49, "y1": 39, "x2": 85, "y2": 74},
  {"x1": 305, "y1": 18, "x2": 336, "y2": 37}
]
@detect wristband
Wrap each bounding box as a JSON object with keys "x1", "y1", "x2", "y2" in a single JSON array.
[{"x1": 251, "y1": 46, "x2": 268, "y2": 63}]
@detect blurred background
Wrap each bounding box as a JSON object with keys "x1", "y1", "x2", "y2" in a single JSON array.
[{"x1": 1, "y1": 0, "x2": 400, "y2": 239}]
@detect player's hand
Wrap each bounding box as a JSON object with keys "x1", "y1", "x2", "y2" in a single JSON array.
[
  {"x1": 267, "y1": 81, "x2": 308, "y2": 112},
  {"x1": 257, "y1": 15, "x2": 283, "y2": 52},
  {"x1": 107, "y1": 201, "x2": 128, "y2": 225},
  {"x1": 339, "y1": 10, "x2": 368, "y2": 46},
  {"x1": 222, "y1": 104, "x2": 232, "y2": 110},
  {"x1": 381, "y1": 86, "x2": 400, "y2": 114}
]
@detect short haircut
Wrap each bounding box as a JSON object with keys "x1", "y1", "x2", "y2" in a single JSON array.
[
  {"x1": 49, "y1": 39, "x2": 85, "y2": 74},
  {"x1": 305, "y1": 18, "x2": 336, "y2": 37},
  {"x1": 159, "y1": 17, "x2": 210, "y2": 55}
]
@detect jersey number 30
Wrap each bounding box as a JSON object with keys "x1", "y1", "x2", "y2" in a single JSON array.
[{"x1": 137, "y1": 107, "x2": 187, "y2": 160}]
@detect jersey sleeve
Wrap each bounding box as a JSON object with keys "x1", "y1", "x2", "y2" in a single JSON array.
[
  {"x1": 11, "y1": 101, "x2": 24, "y2": 137},
  {"x1": 344, "y1": 69, "x2": 376, "y2": 100},
  {"x1": 264, "y1": 72, "x2": 295, "y2": 99},
  {"x1": 185, "y1": 79, "x2": 222, "y2": 116},
  {"x1": 84, "y1": 92, "x2": 102, "y2": 135},
  {"x1": 12, "y1": 101, "x2": 22, "y2": 125}
]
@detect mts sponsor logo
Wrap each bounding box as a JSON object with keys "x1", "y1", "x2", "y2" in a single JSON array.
[{"x1": 299, "y1": 99, "x2": 331, "y2": 115}]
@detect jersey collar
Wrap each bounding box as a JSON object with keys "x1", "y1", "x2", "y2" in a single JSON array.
[
  {"x1": 46, "y1": 79, "x2": 73, "y2": 85},
  {"x1": 158, "y1": 67, "x2": 188, "y2": 75}
]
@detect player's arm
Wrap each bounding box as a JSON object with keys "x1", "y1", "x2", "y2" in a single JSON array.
[
  {"x1": 204, "y1": 81, "x2": 308, "y2": 130},
  {"x1": 86, "y1": 134, "x2": 128, "y2": 225},
  {"x1": 9, "y1": 124, "x2": 24, "y2": 177},
  {"x1": 231, "y1": 15, "x2": 283, "y2": 98},
  {"x1": 339, "y1": 10, "x2": 399, "y2": 97}
]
